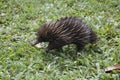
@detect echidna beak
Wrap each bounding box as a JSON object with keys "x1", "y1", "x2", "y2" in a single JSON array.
[
  {"x1": 31, "y1": 40, "x2": 39, "y2": 46},
  {"x1": 31, "y1": 40, "x2": 44, "y2": 49}
]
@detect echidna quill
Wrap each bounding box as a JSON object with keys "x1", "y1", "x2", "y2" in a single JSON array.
[{"x1": 31, "y1": 17, "x2": 99, "y2": 52}]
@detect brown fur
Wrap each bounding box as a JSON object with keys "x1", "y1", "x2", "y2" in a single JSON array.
[{"x1": 32, "y1": 17, "x2": 99, "y2": 52}]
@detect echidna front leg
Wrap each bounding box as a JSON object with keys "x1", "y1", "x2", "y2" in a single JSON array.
[
  {"x1": 46, "y1": 42, "x2": 63, "y2": 52},
  {"x1": 56, "y1": 47, "x2": 63, "y2": 52}
]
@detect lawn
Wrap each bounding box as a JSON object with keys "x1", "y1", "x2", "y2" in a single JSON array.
[{"x1": 0, "y1": 0, "x2": 120, "y2": 80}]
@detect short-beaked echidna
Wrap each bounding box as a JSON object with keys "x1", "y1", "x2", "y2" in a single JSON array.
[{"x1": 32, "y1": 17, "x2": 99, "y2": 52}]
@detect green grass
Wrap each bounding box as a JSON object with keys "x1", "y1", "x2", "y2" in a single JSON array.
[{"x1": 0, "y1": 0, "x2": 120, "y2": 79}]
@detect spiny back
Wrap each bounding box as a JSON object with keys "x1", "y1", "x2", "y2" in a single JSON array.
[{"x1": 37, "y1": 17, "x2": 98, "y2": 44}]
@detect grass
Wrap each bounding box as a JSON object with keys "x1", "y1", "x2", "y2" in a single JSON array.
[{"x1": 0, "y1": 0, "x2": 120, "y2": 79}]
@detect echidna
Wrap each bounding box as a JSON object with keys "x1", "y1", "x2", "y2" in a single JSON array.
[{"x1": 32, "y1": 17, "x2": 99, "y2": 52}]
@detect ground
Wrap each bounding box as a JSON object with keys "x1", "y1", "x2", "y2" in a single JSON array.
[{"x1": 0, "y1": 0, "x2": 120, "y2": 80}]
